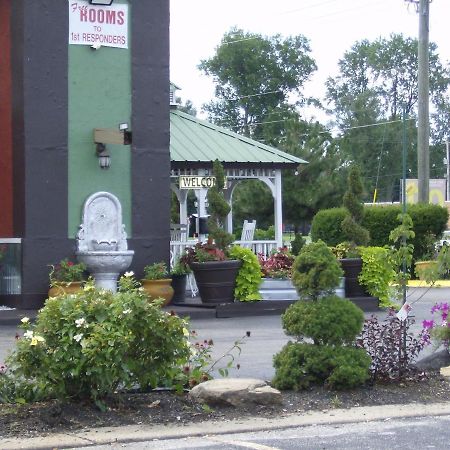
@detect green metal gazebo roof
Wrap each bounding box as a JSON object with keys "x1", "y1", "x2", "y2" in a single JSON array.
[{"x1": 170, "y1": 109, "x2": 307, "y2": 168}]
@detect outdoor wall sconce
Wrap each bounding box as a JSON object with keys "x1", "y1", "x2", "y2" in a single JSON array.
[
  {"x1": 96, "y1": 143, "x2": 111, "y2": 170},
  {"x1": 89, "y1": 0, "x2": 114, "y2": 5}
]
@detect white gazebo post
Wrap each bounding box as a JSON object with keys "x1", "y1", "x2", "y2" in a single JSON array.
[
  {"x1": 224, "y1": 181, "x2": 238, "y2": 234},
  {"x1": 274, "y1": 169, "x2": 283, "y2": 248}
]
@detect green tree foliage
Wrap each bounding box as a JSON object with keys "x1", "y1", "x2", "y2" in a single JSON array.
[
  {"x1": 198, "y1": 27, "x2": 317, "y2": 139},
  {"x1": 326, "y1": 34, "x2": 450, "y2": 201}
]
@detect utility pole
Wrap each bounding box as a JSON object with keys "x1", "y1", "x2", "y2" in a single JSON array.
[
  {"x1": 404, "y1": 0, "x2": 430, "y2": 203},
  {"x1": 417, "y1": 0, "x2": 430, "y2": 203}
]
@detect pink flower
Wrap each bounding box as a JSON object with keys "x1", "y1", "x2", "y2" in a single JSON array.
[{"x1": 422, "y1": 320, "x2": 435, "y2": 329}]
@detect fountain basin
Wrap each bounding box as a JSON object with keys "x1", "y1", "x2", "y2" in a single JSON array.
[{"x1": 77, "y1": 250, "x2": 134, "y2": 292}]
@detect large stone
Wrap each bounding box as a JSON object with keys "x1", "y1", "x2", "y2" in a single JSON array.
[{"x1": 189, "y1": 378, "x2": 282, "y2": 407}]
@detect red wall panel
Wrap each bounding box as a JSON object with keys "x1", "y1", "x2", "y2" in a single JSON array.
[{"x1": 0, "y1": 0, "x2": 13, "y2": 236}]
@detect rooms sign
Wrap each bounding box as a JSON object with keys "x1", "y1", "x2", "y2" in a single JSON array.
[
  {"x1": 179, "y1": 176, "x2": 228, "y2": 189},
  {"x1": 68, "y1": 1, "x2": 129, "y2": 49}
]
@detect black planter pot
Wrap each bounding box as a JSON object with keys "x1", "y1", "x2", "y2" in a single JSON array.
[
  {"x1": 190, "y1": 260, "x2": 242, "y2": 304},
  {"x1": 338, "y1": 258, "x2": 369, "y2": 298},
  {"x1": 171, "y1": 274, "x2": 187, "y2": 304}
]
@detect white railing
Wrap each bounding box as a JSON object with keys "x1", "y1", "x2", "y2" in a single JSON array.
[{"x1": 170, "y1": 239, "x2": 278, "y2": 268}]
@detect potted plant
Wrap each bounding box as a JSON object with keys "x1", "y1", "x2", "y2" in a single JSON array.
[
  {"x1": 183, "y1": 160, "x2": 241, "y2": 304},
  {"x1": 141, "y1": 262, "x2": 174, "y2": 306},
  {"x1": 170, "y1": 259, "x2": 191, "y2": 304},
  {"x1": 258, "y1": 247, "x2": 297, "y2": 300},
  {"x1": 414, "y1": 233, "x2": 439, "y2": 281},
  {"x1": 339, "y1": 165, "x2": 371, "y2": 297},
  {"x1": 48, "y1": 258, "x2": 87, "y2": 297}
]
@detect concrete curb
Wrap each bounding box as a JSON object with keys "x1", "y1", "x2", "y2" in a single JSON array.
[{"x1": 2, "y1": 401, "x2": 450, "y2": 449}]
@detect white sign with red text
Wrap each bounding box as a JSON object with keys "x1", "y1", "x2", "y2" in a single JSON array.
[{"x1": 68, "y1": 1, "x2": 128, "y2": 49}]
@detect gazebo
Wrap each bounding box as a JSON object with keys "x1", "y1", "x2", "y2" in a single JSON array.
[{"x1": 169, "y1": 107, "x2": 307, "y2": 253}]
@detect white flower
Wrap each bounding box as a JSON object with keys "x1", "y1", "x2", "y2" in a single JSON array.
[
  {"x1": 75, "y1": 318, "x2": 86, "y2": 328},
  {"x1": 74, "y1": 333, "x2": 83, "y2": 342},
  {"x1": 23, "y1": 330, "x2": 34, "y2": 339},
  {"x1": 124, "y1": 271, "x2": 134, "y2": 278},
  {"x1": 123, "y1": 309, "x2": 132, "y2": 315},
  {"x1": 20, "y1": 317, "x2": 29, "y2": 324}
]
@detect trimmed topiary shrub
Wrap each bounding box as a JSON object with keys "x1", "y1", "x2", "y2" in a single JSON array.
[
  {"x1": 341, "y1": 166, "x2": 370, "y2": 247},
  {"x1": 273, "y1": 240, "x2": 370, "y2": 391},
  {"x1": 282, "y1": 295, "x2": 364, "y2": 346},
  {"x1": 273, "y1": 342, "x2": 371, "y2": 391},
  {"x1": 291, "y1": 241, "x2": 343, "y2": 300}
]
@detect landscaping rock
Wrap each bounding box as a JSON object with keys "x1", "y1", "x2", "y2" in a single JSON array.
[
  {"x1": 440, "y1": 366, "x2": 450, "y2": 378},
  {"x1": 189, "y1": 378, "x2": 282, "y2": 407}
]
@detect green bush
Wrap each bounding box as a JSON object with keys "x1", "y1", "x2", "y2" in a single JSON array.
[
  {"x1": 253, "y1": 225, "x2": 275, "y2": 240},
  {"x1": 2, "y1": 276, "x2": 191, "y2": 405},
  {"x1": 229, "y1": 245, "x2": 262, "y2": 302},
  {"x1": 272, "y1": 342, "x2": 371, "y2": 391},
  {"x1": 291, "y1": 241, "x2": 343, "y2": 300},
  {"x1": 290, "y1": 234, "x2": 306, "y2": 256},
  {"x1": 358, "y1": 246, "x2": 396, "y2": 308},
  {"x1": 311, "y1": 204, "x2": 448, "y2": 261},
  {"x1": 311, "y1": 208, "x2": 347, "y2": 246},
  {"x1": 282, "y1": 296, "x2": 364, "y2": 345}
]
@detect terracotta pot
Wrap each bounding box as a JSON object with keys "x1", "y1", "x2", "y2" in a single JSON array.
[
  {"x1": 48, "y1": 281, "x2": 84, "y2": 298},
  {"x1": 141, "y1": 279, "x2": 174, "y2": 307}
]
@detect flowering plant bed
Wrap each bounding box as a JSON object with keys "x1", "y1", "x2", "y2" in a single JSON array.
[
  {"x1": 258, "y1": 247, "x2": 294, "y2": 279},
  {"x1": 49, "y1": 258, "x2": 87, "y2": 285}
]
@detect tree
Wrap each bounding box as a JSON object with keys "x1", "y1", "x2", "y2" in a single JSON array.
[
  {"x1": 281, "y1": 120, "x2": 346, "y2": 231},
  {"x1": 198, "y1": 27, "x2": 317, "y2": 140},
  {"x1": 326, "y1": 34, "x2": 450, "y2": 202}
]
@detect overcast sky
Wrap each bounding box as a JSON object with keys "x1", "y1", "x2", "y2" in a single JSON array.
[{"x1": 170, "y1": 0, "x2": 450, "y2": 121}]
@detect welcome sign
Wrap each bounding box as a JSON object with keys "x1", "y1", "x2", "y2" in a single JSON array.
[{"x1": 68, "y1": 1, "x2": 128, "y2": 49}]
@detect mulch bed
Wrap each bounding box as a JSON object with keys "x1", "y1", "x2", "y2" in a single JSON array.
[{"x1": 1, "y1": 368, "x2": 450, "y2": 440}]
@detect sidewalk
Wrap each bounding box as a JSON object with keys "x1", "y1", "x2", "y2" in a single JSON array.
[{"x1": 2, "y1": 401, "x2": 450, "y2": 450}]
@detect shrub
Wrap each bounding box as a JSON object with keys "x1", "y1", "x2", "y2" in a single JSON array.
[
  {"x1": 291, "y1": 241, "x2": 343, "y2": 300},
  {"x1": 2, "y1": 276, "x2": 191, "y2": 405},
  {"x1": 228, "y1": 245, "x2": 262, "y2": 302},
  {"x1": 290, "y1": 234, "x2": 306, "y2": 256},
  {"x1": 311, "y1": 208, "x2": 347, "y2": 246},
  {"x1": 341, "y1": 165, "x2": 370, "y2": 247},
  {"x1": 254, "y1": 225, "x2": 275, "y2": 240},
  {"x1": 207, "y1": 160, "x2": 234, "y2": 250},
  {"x1": 358, "y1": 246, "x2": 396, "y2": 308},
  {"x1": 272, "y1": 342, "x2": 371, "y2": 391},
  {"x1": 356, "y1": 309, "x2": 429, "y2": 381},
  {"x1": 282, "y1": 296, "x2": 364, "y2": 346},
  {"x1": 311, "y1": 204, "x2": 448, "y2": 262}
]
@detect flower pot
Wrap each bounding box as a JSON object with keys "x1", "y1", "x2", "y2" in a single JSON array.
[
  {"x1": 141, "y1": 279, "x2": 174, "y2": 307},
  {"x1": 415, "y1": 260, "x2": 438, "y2": 281},
  {"x1": 338, "y1": 258, "x2": 369, "y2": 298},
  {"x1": 171, "y1": 274, "x2": 187, "y2": 304},
  {"x1": 190, "y1": 260, "x2": 242, "y2": 304},
  {"x1": 48, "y1": 281, "x2": 84, "y2": 298},
  {"x1": 259, "y1": 277, "x2": 297, "y2": 300}
]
